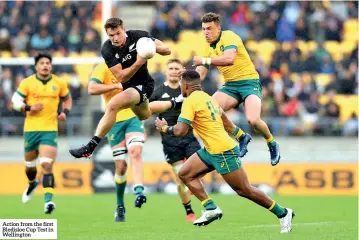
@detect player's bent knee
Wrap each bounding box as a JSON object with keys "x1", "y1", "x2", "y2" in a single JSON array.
[
  {"x1": 247, "y1": 117, "x2": 260, "y2": 126},
  {"x1": 178, "y1": 169, "x2": 188, "y2": 183},
  {"x1": 106, "y1": 102, "x2": 119, "y2": 114},
  {"x1": 235, "y1": 184, "x2": 253, "y2": 198},
  {"x1": 128, "y1": 148, "x2": 142, "y2": 163},
  {"x1": 39, "y1": 157, "x2": 53, "y2": 172},
  {"x1": 127, "y1": 136, "x2": 144, "y2": 161},
  {"x1": 115, "y1": 160, "x2": 128, "y2": 175},
  {"x1": 113, "y1": 147, "x2": 128, "y2": 162},
  {"x1": 137, "y1": 113, "x2": 150, "y2": 121},
  {"x1": 24, "y1": 159, "x2": 37, "y2": 168}
]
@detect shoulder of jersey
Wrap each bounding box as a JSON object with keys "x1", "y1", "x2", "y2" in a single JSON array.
[
  {"x1": 101, "y1": 39, "x2": 112, "y2": 49},
  {"x1": 223, "y1": 30, "x2": 239, "y2": 39},
  {"x1": 52, "y1": 74, "x2": 65, "y2": 82},
  {"x1": 22, "y1": 74, "x2": 36, "y2": 82}
]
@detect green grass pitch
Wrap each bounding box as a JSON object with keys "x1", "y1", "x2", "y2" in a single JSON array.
[{"x1": 0, "y1": 194, "x2": 357, "y2": 240}]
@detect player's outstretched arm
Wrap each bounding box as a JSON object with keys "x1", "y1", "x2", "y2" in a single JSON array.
[
  {"x1": 154, "y1": 39, "x2": 171, "y2": 56},
  {"x1": 193, "y1": 49, "x2": 236, "y2": 67},
  {"x1": 88, "y1": 81, "x2": 122, "y2": 95},
  {"x1": 149, "y1": 95, "x2": 183, "y2": 113},
  {"x1": 149, "y1": 101, "x2": 172, "y2": 113},
  {"x1": 155, "y1": 117, "x2": 189, "y2": 137}
]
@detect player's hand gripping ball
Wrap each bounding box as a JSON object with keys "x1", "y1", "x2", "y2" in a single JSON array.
[{"x1": 136, "y1": 37, "x2": 156, "y2": 59}]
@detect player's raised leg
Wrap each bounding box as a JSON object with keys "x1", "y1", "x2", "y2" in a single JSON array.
[
  {"x1": 221, "y1": 162, "x2": 294, "y2": 233},
  {"x1": 178, "y1": 153, "x2": 222, "y2": 226},
  {"x1": 171, "y1": 161, "x2": 196, "y2": 222},
  {"x1": 244, "y1": 94, "x2": 280, "y2": 165},
  {"x1": 38, "y1": 144, "x2": 57, "y2": 214},
  {"x1": 22, "y1": 149, "x2": 40, "y2": 204},
  {"x1": 69, "y1": 88, "x2": 141, "y2": 158},
  {"x1": 213, "y1": 91, "x2": 252, "y2": 157},
  {"x1": 125, "y1": 130, "x2": 147, "y2": 208}
]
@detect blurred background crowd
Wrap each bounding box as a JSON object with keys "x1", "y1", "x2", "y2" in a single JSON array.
[{"x1": 0, "y1": 1, "x2": 358, "y2": 137}]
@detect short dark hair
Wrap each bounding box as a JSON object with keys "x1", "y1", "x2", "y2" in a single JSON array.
[
  {"x1": 34, "y1": 52, "x2": 52, "y2": 65},
  {"x1": 201, "y1": 12, "x2": 220, "y2": 25},
  {"x1": 166, "y1": 59, "x2": 182, "y2": 66},
  {"x1": 182, "y1": 70, "x2": 200, "y2": 84},
  {"x1": 104, "y1": 17, "x2": 123, "y2": 30}
]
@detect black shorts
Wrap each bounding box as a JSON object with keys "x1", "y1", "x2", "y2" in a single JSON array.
[
  {"x1": 132, "y1": 83, "x2": 154, "y2": 105},
  {"x1": 161, "y1": 131, "x2": 201, "y2": 165}
]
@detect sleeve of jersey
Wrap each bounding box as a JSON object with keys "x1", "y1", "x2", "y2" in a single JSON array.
[
  {"x1": 177, "y1": 99, "x2": 194, "y2": 126},
  {"x1": 101, "y1": 42, "x2": 120, "y2": 68},
  {"x1": 16, "y1": 80, "x2": 28, "y2": 98},
  {"x1": 223, "y1": 31, "x2": 240, "y2": 51},
  {"x1": 89, "y1": 65, "x2": 105, "y2": 84},
  {"x1": 60, "y1": 80, "x2": 70, "y2": 100},
  {"x1": 133, "y1": 30, "x2": 156, "y2": 41}
]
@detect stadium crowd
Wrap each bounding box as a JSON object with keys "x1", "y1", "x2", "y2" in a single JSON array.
[{"x1": 0, "y1": 1, "x2": 358, "y2": 136}]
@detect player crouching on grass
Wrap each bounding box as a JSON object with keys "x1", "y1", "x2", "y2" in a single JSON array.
[
  {"x1": 155, "y1": 70, "x2": 294, "y2": 233},
  {"x1": 11, "y1": 52, "x2": 72, "y2": 214}
]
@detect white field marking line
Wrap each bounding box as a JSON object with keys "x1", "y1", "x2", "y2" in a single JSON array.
[{"x1": 237, "y1": 221, "x2": 350, "y2": 229}]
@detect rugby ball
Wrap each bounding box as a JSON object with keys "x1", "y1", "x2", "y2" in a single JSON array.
[{"x1": 136, "y1": 37, "x2": 156, "y2": 59}]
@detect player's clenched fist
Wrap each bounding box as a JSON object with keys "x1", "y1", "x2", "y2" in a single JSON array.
[
  {"x1": 192, "y1": 56, "x2": 203, "y2": 66},
  {"x1": 155, "y1": 117, "x2": 168, "y2": 131},
  {"x1": 30, "y1": 103, "x2": 44, "y2": 113},
  {"x1": 57, "y1": 112, "x2": 67, "y2": 122}
]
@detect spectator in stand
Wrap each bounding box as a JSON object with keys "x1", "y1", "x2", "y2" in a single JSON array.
[
  {"x1": 30, "y1": 28, "x2": 53, "y2": 50},
  {"x1": 0, "y1": 28, "x2": 12, "y2": 51}
]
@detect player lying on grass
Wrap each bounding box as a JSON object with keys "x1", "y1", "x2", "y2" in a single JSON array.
[
  {"x1": 12, "y1": 52, "x2": 72, "y2": 214},
  {"x1": 155, "y1": 70, "x2": 294, "y2": 233}
]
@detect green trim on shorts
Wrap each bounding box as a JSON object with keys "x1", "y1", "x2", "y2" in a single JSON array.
[
  {"x1": 178, "y1": 117, "x2": 192, "y2": 126},
  {"x1": 90, "y1": 78, "x2": 102, "y2": 84},
  {"x1": 202, "y1": 64, "x2": 209, "y2": 69},
  {"x1": 218, "y1": 79, "x2": 262, "y2": 105},
  {"x1": 106, "y1": 117, "x2": 144, "y2": 147},
  {"x1": 24, "y1": 131, "x2": 58, "y2": 152},
  {"x1": 197, "y1": 146, "x2": 241, "y2": 175}
]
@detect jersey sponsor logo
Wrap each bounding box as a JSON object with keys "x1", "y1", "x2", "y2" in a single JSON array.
[
  {"x1": 52, "y1": 86, "x2": 57, "y2": 91},
  {"x1": 161, "y1": 93, "x2": 170, "y2": 98},
  {"x1": 129, "y1": 43, "x2": 136, "y2": 52},
  {"x1": 122, "y1": 54, "x2": 132, "y2": 63}
]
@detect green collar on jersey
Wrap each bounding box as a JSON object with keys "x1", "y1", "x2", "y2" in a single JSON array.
[
  {"x1": 36, "y1": 74, "x2": 52, "y2": 85},
  {"x1": 210, "y1": 31, "x2": 222, "y2": 49}
]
